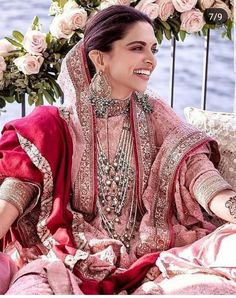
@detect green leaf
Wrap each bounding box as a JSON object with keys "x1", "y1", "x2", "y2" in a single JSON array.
[
  {"x1": 58, "y1": 0, "x2": 68, "y2": 8},
  {"x1": 43, "y1": 89, "x2": 55, "y2": 104},
  {"x1": 4, "y1": 37, "x2": 22, "y2": 48},
  {"x1": 163, "y1": 27, "x2": 172, "y2": 40},
  {"x1": 156, "y1": 28, "x2": 163, "y2": 45},
  {"x1": 0, "y1": 98, "x2": 6, "y2": 109},
  {"x1": 159, "y1": 20, "x2": 171, "y2": 31},
  {"x1": 4, "y1": 96, "x2": 15, "y2": 103},
  {"x1": 168, "y1": 20, "x2": 180, "y2": 34},
  {"x1": 35, "y1": 93, "x2": 44, "y2": 106},
  {"x1": 28, "y1": 94, "x2": 35, "y2": 106},
  {"x1": 202, "y1": 25, "x2": 209, "y2": 36},
  {"x1": 12, "y1": 31, "x2": 24, "y2": 43},
  {"x1": 31, "y1": 16, "x2": 40, "y2": 31},
  {"x1": 46, "y1": 74, "x2": 63, "y2": 98},
  {"x1": 46, "y1": 33, "x2": 53, "y2": 46},
  {"x1": 179, "y1": 30, "x2": 186, "y2": 41}
]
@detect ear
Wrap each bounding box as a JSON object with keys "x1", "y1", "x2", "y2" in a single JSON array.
[{"x1": 88, "y1": 50, "x2": 105, "y2": 72}]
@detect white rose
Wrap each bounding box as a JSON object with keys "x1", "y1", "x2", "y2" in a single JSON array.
[
  {"x1": 213, "y1": 0, "x2": 231, "y2": 18},
  {"x1": 180, "y1": 9, "x2": 205, "y2": 33},
  {"x1": 0, "y1": 71, "x2": 3, "y2": 81},
  {"x1": 156, "y1": 0, "x2": 175, "y2": 21},
  {"x1": 50, "y1": 14, "x2": 74, "y2": 39},
  {"x1": 172, "y1": 0, "x2": 198, "y2": 12},
  {"x1": 64, "y1": 7, "x2": 88, "y2": 30},
  {"x1": 63, "y1": 0, "x2": 79, "y2": 11},
  {"x1": 14, "y1": 54, "x2": 44, "y2": 75},
  {"x1": 135, "y1": 0, "x2": 159, "y2": 20},
  {"x1": 100, "y1": 0, "x2": 130, "y2": 9},
  {"x1": 198, "y1": 0, "x2": 215, "y2": 10},
  {"x1": 23, "y1": 30, "x2": 47, "y2": 55},
  {"x1": 0, "y1": 39, "x2": 16, "y2": 57},
  {"x1": 0, "y1": 56, "x2": 7, "y2": 72}
]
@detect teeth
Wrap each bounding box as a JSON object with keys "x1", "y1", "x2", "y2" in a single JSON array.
[{"x1": 134, "y1": 69, "x2": 151, "y2": 76}]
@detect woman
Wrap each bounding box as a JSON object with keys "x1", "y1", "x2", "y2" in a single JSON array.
[{"x1": 0, "y1": 4, "x2": 236, "y2": 295}]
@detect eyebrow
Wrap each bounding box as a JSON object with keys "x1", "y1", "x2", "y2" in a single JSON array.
[{"x1": 126, "y1": 41, "x2": 158, "y2": 47}]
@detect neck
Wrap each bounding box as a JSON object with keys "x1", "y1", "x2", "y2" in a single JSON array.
[{"x1": 111, "y1": 91, "x2": 132, "y2": 101}]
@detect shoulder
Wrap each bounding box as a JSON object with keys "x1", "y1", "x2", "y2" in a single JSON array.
[{"x1": 146, "y1": 92, "x2": 182, "y2": 125}]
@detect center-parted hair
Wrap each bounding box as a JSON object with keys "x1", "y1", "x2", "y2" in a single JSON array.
[{"x1": 84, "y1": 5, "x2": 154, "y2": 77}]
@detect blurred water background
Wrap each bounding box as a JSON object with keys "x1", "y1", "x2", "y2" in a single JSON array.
[{"x1": 0, "y1": 0, "x2": 235, "y2": 129}]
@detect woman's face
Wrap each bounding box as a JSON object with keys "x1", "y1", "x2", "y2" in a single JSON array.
[{"x1": 103, "y1": 21, "x2": 158, "y2": 99}]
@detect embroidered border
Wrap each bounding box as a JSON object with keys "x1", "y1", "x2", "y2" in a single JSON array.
[
  {"x1": 66, "y1": 42, "x2": 95, "y2": 214},
  {"x1": 153, "y1": 125, "x2": 212, "y2": 251},
  {"x1": 17, "y1": 132, "x2": 54, "y2": 248},
  {"x1": 136, "y1": 106, "x2": 153, "y2": 194},
  {"x1": 58, "y1": 106, "x2": 71, "y2": 125},
  {"x1": 193, "y1": 173, "x2": 232, "y2": 213}
]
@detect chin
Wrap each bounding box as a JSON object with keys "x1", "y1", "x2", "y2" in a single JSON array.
[{"x1": 134, "y1": 86, "x2": 147, "y2": 94}]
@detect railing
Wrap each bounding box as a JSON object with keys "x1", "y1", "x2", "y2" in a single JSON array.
[{"x1": 169, "y1": 28, "x2": 211, "y2": 111}]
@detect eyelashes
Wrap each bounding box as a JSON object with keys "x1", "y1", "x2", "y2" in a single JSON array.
[{"x1": 131, "y1": 47, "x2": 159, "y2": 54}]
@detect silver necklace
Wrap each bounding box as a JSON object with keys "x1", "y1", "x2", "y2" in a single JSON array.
[{"x1": 96, "y1": 117, "x2": 137, "y2": 250}]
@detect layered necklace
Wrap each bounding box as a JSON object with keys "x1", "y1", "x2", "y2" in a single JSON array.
[{"x1": 96, "y1": 113, "x2": 138, "y2": 251}]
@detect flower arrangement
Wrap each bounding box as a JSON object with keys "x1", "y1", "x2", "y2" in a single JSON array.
[{"x1": 0, "y1": 0, "x2": 234, "y2": 109}]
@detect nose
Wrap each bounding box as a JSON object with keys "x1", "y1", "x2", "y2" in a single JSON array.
[{"x1": 144, "y1": 51, "x2": 156, "y2": 69}]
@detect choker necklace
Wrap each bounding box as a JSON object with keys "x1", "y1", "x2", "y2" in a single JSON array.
[{"x1": 88, "y1": 92, "x2": 153, "y2": 118}]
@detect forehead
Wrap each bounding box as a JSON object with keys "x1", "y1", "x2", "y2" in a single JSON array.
[{"x1": 121, "y1": 22, "x2": 157, "y2": 44}]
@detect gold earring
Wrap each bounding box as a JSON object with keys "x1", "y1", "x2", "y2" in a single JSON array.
[{"x1": 89, "y1": 70, "x2": 112, "y2": 99}]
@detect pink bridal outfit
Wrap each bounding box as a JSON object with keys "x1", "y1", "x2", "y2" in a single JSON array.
[{"x1": 0, "y1": 40, "x2": 234, "y2": 294}]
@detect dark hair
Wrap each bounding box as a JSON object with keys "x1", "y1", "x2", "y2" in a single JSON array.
[{"x1": 84, "y1": 5, "x2": 154, "y2": 77}]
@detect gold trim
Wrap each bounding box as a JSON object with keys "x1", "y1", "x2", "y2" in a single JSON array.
[
  {"x1": 193, "y1": 173, "x2": 232, "y2": 213},
  {"x1": 152, "y1": 124, "x2": 214, "y2": 252},
  {"x1": 16, "y1": 132, "x2": 54, "y2": 248}
]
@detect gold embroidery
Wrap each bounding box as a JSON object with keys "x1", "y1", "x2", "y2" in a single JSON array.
[
  {"x1": 194, "y1": 173, "x2": 232, "y2": 213},
  {"x1": 0, "y1": 178, "x2": 36, "y2": 215},
  {"x1": 142, "y1": 124, "x2": 214, "y2": 254},
  {"x1": 58, "y1": 106, "x2": 71, "y2": 125},
  {"x1": 136, "y1": 105, "x2": 154, "y2": 194},
  {"x1": 66, "y1": 43, "x2": 95, "y2": 214},
  {"x1": 16, "y1": 132, "x2": 54, "y2": 249}
]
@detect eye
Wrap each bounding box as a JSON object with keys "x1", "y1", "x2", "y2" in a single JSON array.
[
  {"x1": 152, "y1": 48, "x2": 159, "y2": 54},
  {"x1": 131, "y1": 46, "x2": 143, "y2": 51}
]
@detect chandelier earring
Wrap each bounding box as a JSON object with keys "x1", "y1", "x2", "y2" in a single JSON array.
[
  {"x1": 88, "y1": 70, "x2": 113, "y2": 117},
  {"x1": 89, "y1": 70, "x2": 112, "y2": 99}
]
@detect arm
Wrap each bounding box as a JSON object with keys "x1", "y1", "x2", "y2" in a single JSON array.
[
  {"x1": 209, "y1": 189, "x2": 236, "y2": 223},
  {"x1": 0, "y1": 200, "x2": 19, "y2": 239},
  {"x1": 0, "y1": 178, "x2": 37, "y2": 239}
]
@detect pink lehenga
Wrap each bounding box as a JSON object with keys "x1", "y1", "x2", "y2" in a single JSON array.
[{"x1": 0, "y1": 40, "x2": 235, "y2": 294}]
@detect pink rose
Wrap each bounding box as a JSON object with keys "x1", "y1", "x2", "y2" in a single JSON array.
[
  {"x1": 135, "y1": 0, "x2": 159, "y2": 20},
  {"x1": 64, "y1": 7, "x2": 88, "y2": 30},
  {"x1": 0, "y1": 56, "x2": 7, "y2": 72},
  {"x1": 23, "y1": 30, "x2": 47, "y2": 55},
  {"x1": 156, "y1": 0, "x2": 175, "y2": 21},
  {"x1": 180, "y1": 9, "x2": 206, "y2": 33},
  {"x1": 100, "y1": 0, "x2": 130, "y2": 9},
  {"x1": 172, "y1": 0, "x2": 198, "y2": 12},
  {"x1": 14, "y1": 54, "x2": 44, "y2": 75},
  {"x1": 198, "y1": 0, "x2": 215, "y2": 10},
  {"x1": 213, "y1": 0, "x2": 232, "y2": 18},
  {"x1": 0, "y1": 39, "x2": 16, "y2": 57},
  {"x1": 50, "y1": 14, "x2": 74, "y2": 39}
]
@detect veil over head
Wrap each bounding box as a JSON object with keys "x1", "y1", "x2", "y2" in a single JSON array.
[{"x1": 57, "y1": 40, "x2": 91, "y2": 110}]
